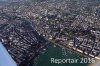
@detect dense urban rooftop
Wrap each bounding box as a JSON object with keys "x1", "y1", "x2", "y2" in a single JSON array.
[{"x1": 0, "y1": 0, "x2": 100, "y2": 66}]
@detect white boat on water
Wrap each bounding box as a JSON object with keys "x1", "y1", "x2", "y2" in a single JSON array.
[{"x1": 0, "y1": 42, "x2": 17, "y2": 66}]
